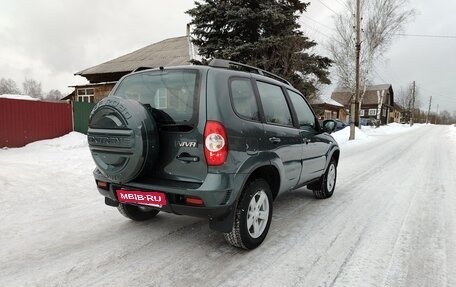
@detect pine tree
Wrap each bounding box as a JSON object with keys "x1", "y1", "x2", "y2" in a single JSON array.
[{"x1": 186, "y1": 0, "x2": 332, "y2": 95}]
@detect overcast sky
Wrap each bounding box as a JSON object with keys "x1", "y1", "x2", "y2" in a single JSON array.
[{"x1": 1, "y1": 0, "x2": 455, "y2": 113}]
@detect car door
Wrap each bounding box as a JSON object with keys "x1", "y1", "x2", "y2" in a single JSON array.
[
  {"x1": 287, "y1": 89, "x2": 331, "y2": 184},
  {"x1": 256, "y1": 81, "x2": 303, "y2": 191}
]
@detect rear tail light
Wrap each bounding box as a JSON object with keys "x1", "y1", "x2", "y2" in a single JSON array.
[{"x1": 204, "y1": 121, "x2": 227, "y2": 166}]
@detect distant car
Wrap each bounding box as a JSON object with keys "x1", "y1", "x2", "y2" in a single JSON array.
[
  {"x1": 334, "y1": 119, "x2": 347, "y2": 131},
  {"x1": 360, "y1": 118, "x2": 380, "y2": 127}
]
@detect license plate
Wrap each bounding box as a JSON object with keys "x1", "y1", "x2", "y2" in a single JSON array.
[{"x1": 116, "y1": 190, "x2": 167, "y2": 208}]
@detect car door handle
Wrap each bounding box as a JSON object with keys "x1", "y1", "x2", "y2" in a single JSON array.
[
  {"x1": 269, "y1": 137, "x2": 281, "y2": 144},
  {"x1": 176, "y1": 153, "x2": 199, "y2": 163}
]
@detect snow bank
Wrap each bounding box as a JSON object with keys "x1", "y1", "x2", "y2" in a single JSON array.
[
  {"x1": 0, "y1": 94, "x2": 40, "y2": 101},
  {"x1": 332, "y1": 123, "x2": 423, "y2": 148},
  {"x1": 0, "y1": 132, "x2": 92, "y2": 176},
  {"x1": 24, "y1": 131, "x2": 88, "y2": 150}
]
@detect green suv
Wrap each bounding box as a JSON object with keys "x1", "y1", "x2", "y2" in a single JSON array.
[{"x1": 87, "y1": 59, "x2": 340, "y2": 249}]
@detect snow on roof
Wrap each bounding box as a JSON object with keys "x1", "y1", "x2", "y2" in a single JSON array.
[
  {"x1": 0, "y1": 94, "x2": 40, "y2": 101},
  {"x1": 313, "y1": 94, "x2": 343, "y2": 107}
]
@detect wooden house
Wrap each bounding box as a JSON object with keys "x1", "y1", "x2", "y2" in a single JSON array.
[
  {"x1": 66, "y1": 30, "x2": 198, "y2": 103},
  {"x1": 331, "y1": 84, "x2": 394, "y2": 125},
  {"x1": 311, "y1": 95, "x2": 347, "y2": 122}
]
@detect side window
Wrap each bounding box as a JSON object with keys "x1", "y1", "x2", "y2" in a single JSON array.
[
  {"x1": 257, "y1": 81, "x2": 293, "y2": 126},
  {"x1": 230, "y1": 79, "x2": 259, "y2": 121},
  {"x1": 287, "y1": 90, "x2": 316, "y2": 129}
]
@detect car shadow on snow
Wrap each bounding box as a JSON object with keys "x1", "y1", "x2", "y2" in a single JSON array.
[{"x1": 99, "y1": 188, "x2": 320, "y2": 254}]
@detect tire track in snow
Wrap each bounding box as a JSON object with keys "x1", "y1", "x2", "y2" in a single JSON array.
[{"x1": 382, "y1": 126, "x2": 454, "y2": 287}]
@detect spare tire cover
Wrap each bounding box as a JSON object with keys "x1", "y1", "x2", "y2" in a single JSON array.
[{"x1": 87, "y1": 96, "x2": 159, "y2": 184}]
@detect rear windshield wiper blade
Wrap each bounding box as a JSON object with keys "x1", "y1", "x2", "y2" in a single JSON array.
[{"x1": 159, "y1": 123, "x2": 194, "y2": 128}]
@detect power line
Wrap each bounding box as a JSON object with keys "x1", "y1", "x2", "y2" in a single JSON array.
[
  {"x1": 299, "y1": 20, "x2": 333, "y2": 40},
  {"x1": 299, "y1": 20, "x2": 346, "y2": 47},
  {"x1": 301, "y1": 14, "x2": 336, "y2": 32},
  {"x1": 395, "y1": 33, "x2": 456, "y2": 39},
  {"x1": 316, "y1": 0, "x2": 338, "y2": 15},
  {"x1": 416, "y1": 85, "x2": 456, "y2": 101},
  {"x1": 333, "y1": 0, "x2": 347, "y2": 8},
  {"x1": 372, "y1": 67, "x2": 389, "y2": 84}
]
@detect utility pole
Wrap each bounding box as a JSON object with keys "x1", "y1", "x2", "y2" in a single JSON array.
[
  {"x1": 410, "y1": 81, "x2": 415, "y2": 127},
  {"x1": 349, "y1": 0, "x2": 361, "y2": 140},
  {"x1": 435, "y1": 104, "x2": 439, "y2": 124},
  {"x1": 426, "y1": 96, "x2": 432, "y2": 124}
]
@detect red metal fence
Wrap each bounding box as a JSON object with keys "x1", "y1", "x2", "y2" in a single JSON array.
[{"x1": 0, "y1": 98, "x2": 73, "y2": 148}]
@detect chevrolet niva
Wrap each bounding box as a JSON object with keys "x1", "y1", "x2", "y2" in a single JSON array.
[{"x1": 87, "y1": 59, "x2": 340, "y2": 249}]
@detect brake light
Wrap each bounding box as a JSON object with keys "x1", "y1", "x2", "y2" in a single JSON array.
[{"x1": 204, "y1": 121, "x2": 228, "y2": 166}]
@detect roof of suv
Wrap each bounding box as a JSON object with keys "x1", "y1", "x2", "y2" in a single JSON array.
[{"x1": 207, "y1": 59, "x2": 292, "y2": 86}]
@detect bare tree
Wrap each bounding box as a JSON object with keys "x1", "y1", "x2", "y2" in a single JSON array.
[
  {"x1": 329, "y1": 0, "x2": 414, "y2": 125},
  {"x1": 439, "y1": 110, "x2": 451, "y2": 125},
  {"x1": 22, "y1": 78, "x2": 42, "y2": 99},
  {"x1": 46, "y1": 89, "x2": 64, "y2": 101},
  {"x1": 0, "y1": 78, "x2": 21, "y2": 94},
  {"x1": 396, "y1": 82, "x2": 420, "y2": 123}
]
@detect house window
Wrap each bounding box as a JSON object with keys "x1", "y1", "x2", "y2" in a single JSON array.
[
  {"x1": 360, "y1": 109, "x2": 365, "y2": 116},
  {"x1": 77, "y1": 88, "x2": 94, "y2": 103},
  {"x1": 325, "y1": 110, "x2": 332, "y2": 119},
  {"x1": 154, "y1": 88, "x2": 168, "y2": 109},
  {"x1": 368, "y1": 109, "x2": 377, "y2": 116}
]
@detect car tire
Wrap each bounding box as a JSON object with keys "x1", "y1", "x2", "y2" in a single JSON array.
[
  {"x1": 117, "y1": 203, "x2": 160, "y2": 221},
  {"x1": 224, "y1": 179, "x2": 273, "y2": 249},
  {"x1": 309, "y1": 158, "x2": 337, "y2": 199}
]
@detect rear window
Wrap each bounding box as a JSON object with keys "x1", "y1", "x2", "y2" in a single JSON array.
[{"x1": 113, "y1": 69, "x2": 199, "y2": 124}]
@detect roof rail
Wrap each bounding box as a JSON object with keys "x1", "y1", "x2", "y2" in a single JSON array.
[
  {"x1": 208, "y1": 58, "x2": 291, "y2": 86},
  {"x1": 132, "y1": 66, "x2": 154, "y2": 73}
]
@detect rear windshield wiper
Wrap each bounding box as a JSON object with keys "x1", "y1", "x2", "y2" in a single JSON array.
[{"x1": 159, "y1": 123, "x2": 194, "y2": 128}]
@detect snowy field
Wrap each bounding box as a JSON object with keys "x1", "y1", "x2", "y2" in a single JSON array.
[{"x1": 1, "y1": 123, "x2": 455, "y2": 286}]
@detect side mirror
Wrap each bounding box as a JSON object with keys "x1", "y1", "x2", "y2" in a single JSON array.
[{"x1": 322, "y1": 120, "x2": 337, "y2": 134}]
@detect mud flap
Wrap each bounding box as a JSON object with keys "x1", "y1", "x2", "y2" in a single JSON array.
[
  {"x1": 105, "y1": 197, "x2": 119, "y2": 207},
  {"x1": 208, "y1": 206, "x2": 236, "y2": 233}
]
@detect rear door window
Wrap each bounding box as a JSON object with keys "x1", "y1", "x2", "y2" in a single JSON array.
[
  {"x1": 256, "y1": 81, "x2": 293, "y2": 127},
  {"x1": 113, "y1": 70, "x2": 199, "y2": 124}
]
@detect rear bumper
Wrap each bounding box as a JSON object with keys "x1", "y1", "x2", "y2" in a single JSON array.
[
  {"x1": 93, "y1": 169, "x2": 245, "y2": 232},
  {"x1": 98, "y1": 187, "x2": 233, "y2": 219}
]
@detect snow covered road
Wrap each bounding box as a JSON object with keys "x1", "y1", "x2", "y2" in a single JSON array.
[{"x1": 1, "y1": 124, "x2": 455, "y2": 286}]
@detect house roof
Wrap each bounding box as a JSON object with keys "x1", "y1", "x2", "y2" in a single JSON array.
[
  {"x1": 75, "y1": 36, "x2": 197, "y2": 83},
  {"x1": 311, "y1": 94, "x2": 344, "y2": 107},
  {"x1": 331, "y1": 84, "x2": 394, "y2": 107}
]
